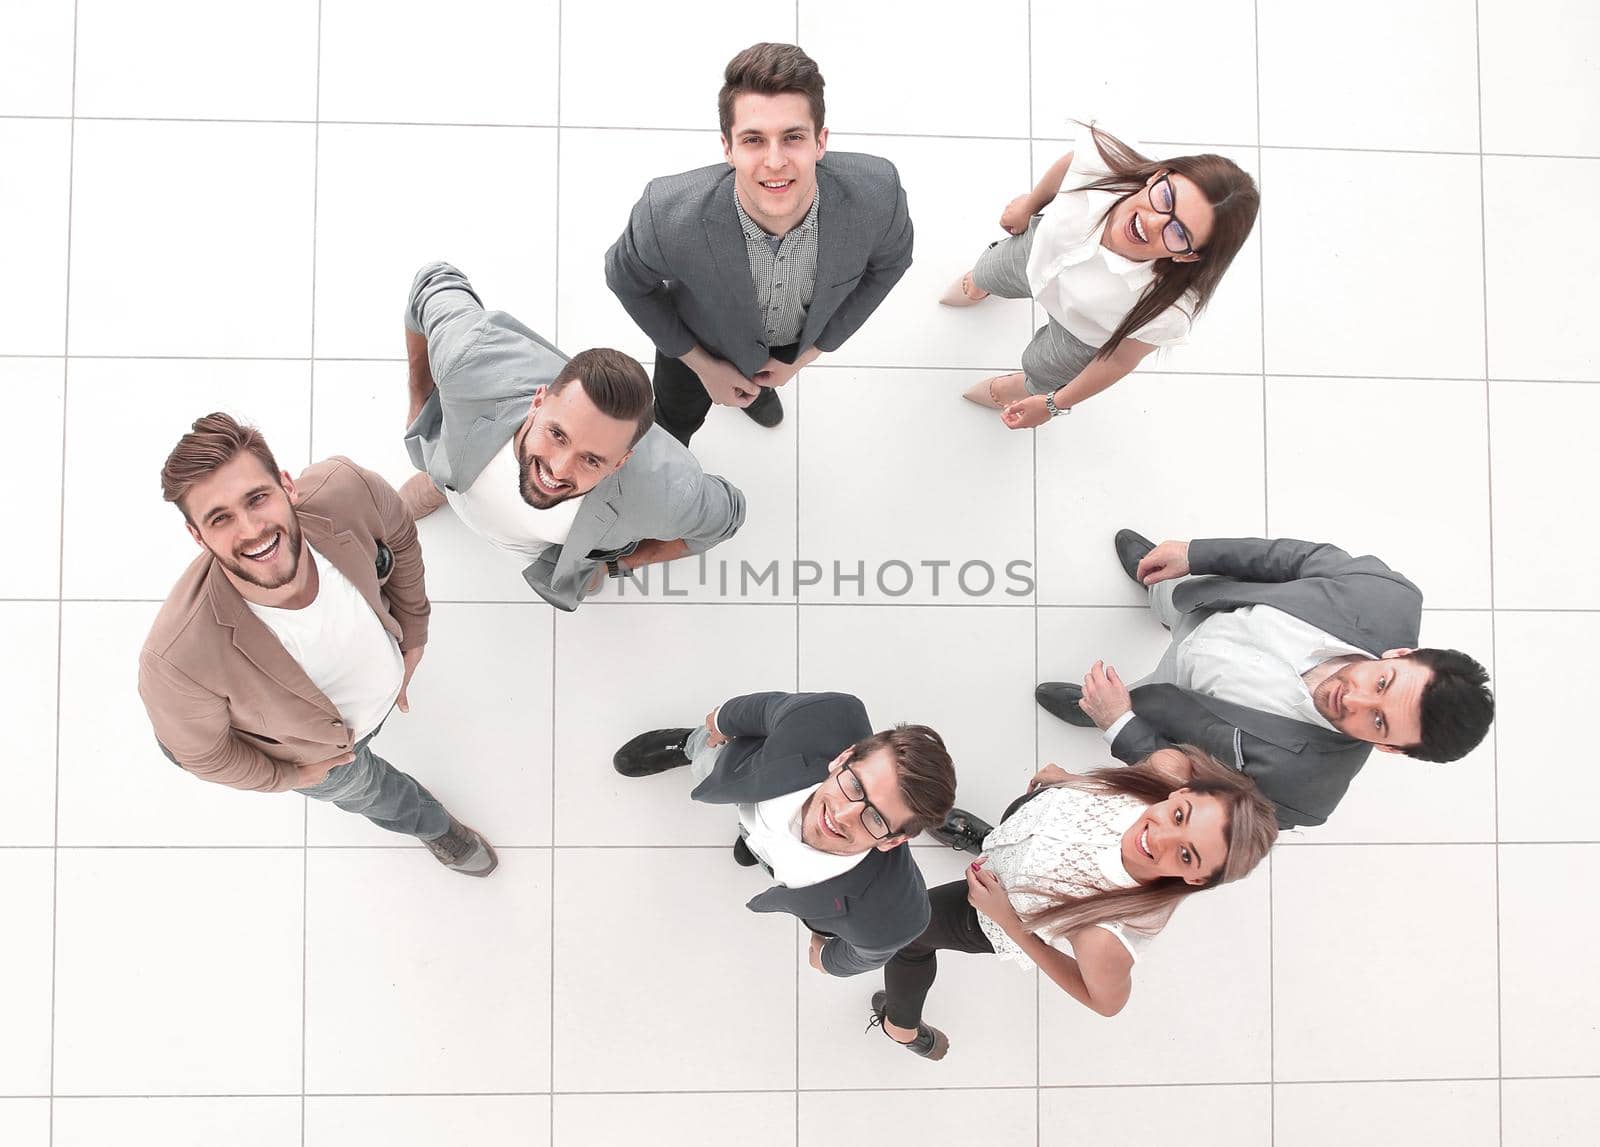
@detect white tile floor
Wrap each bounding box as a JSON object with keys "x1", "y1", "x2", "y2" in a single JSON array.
[{"x1": 1, "y1": 1, "x2": 1596, "y2": 1144}]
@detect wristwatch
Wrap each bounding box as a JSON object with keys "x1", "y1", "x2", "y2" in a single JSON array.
[
  {"x1": 1044, "y1": 392, "x2": 1071, "y2": 418},
  {"x1": 606, "y1": 559, "x2": 629, "y2": 579}
]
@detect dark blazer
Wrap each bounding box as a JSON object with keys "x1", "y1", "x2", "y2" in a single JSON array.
[
  {"x1": 1110, "y1": 537, "x2": 1424, "y2": 830},
  {"x1": 691, "y1": 691, "x2": 930, "y2": 977},
  {"x1": 604, "y1": 152, "x2": 914, "y2": 378}
]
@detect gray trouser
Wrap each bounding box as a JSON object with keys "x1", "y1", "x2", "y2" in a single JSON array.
[
  {"x1": 686, "y1": 724, "x2": 723, "y2": 786},
  {"x1": 970, "y1": 217, "x2": 1100, "y2": 396},
  {"x1": 298, "y1": 731, "x2": 449, "y2": 840},
  {"x1": 1135, "y1": 577, "x2": 1202, "y2": 689}
]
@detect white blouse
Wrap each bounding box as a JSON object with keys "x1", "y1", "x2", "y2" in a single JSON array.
[
  {"x1": 1024, "y1": 127, "x2": 1196, "y2": 349},
  {"x1": 977, "y1": 785, "x2": 1160, "y2": 968}
]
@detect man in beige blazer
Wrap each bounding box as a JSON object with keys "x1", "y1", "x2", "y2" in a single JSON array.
[{"x1": 138, "y1": 412, "x2": 496, "y2": 876}]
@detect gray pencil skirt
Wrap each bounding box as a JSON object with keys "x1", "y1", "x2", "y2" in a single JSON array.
[{"x1": 971, "y1": 217, "x2": 1101, "y2": 396}]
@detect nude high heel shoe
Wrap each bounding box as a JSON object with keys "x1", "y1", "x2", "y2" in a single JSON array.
[
  {"x1": 938, "y1": 271, "x2": 989, "y2": 307},
  {"x1": 961, "y1": 372, "x2": 1024, "y2": 409}
]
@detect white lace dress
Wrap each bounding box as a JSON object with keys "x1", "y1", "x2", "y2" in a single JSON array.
[{"x1": 977, "y1": 786, "x2": 1159, "y2": 969}]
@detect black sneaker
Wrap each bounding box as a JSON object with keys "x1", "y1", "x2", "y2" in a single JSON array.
[
  {"x1": 613, "y1": 728, "x2": 694, "y2": 777},
  {"x1": 866, "y1": 991, "x2": 949, "y2": 1060},
  {"x1": 732, "y1": 835, "x2": 759, "y2": 867},
  {"x1": 926, "y1": 808, "x2": 993, "y2": 854}
]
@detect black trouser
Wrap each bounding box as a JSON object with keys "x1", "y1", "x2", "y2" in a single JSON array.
[
  {"x1": 651, "y1": 342, "x2": 797, "y2": 446},
  {"x1": 881, "y1": 877, "x2": 995, "y2": 1029}
]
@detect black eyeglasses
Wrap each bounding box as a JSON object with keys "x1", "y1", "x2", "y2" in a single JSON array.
[
  {"x1": 1147, "y1": 174, "x2": 1197, "y2": 256},
  {"x1": 835, "y1": 764, "x2": 896, "y2": 840}
]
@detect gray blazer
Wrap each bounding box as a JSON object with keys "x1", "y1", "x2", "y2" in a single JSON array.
[
  {"x1": 604, "y1": 152, "x2": 913, "y2": 377},
  {"x1": 402, "y1": 262, "x2": 746, "y2": 612},
  {"x1": 1110, "y1": 537, "x2": 1424, "y2": 830},
  {"x1": 692, "y1": 691, "x2": 931, "y2": 977}
]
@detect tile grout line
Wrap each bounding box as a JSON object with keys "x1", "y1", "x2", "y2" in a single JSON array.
[
  {"x1": 1025, "y1": 3, "x2": 1042, "y2": 1135},
  {"x1": 302, "y1": 6, "x2": 324, "y2": 1142},
  {"x1": 49, "y1": 3, "x2": 82, "y2": 1142},
  {"x1": 1471, "y1": 3, "x2": 1506, "y2": 1141},
  {"x1": 552, "y1": 6, "x2": 562, "y2": 1135},
  {"x1": 1251, "y1": 4, "x2": 1274, "y2": 1141}
]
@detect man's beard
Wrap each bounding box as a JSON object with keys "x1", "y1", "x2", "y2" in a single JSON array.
[
  {"x1": 217, "y1": 521, "x2": 305, "y2": 590},
  {"x1": 515, "y1": 434, "x2": 577, "y2": 509}
]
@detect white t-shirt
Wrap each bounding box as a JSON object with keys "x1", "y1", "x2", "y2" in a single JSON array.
[
  {"x1": 738, "y1": 783, "x2": 870, "y2": 890},
  {"x1": 245, "y1": 544, "x2": 405, "y2": 742},
  {"x1": 977, "y1": 785, "x2": 1156, "y2": 967},
  {"x1": 1025, "y1": 127, "x2": 1196, "y2": 349},
  {"x1": 443, "y1": 438, "x2": 585, "y2": 563}
]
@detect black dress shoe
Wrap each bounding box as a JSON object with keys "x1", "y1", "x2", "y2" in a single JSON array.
[
  {"x1": 1035, "y1": 682, "x2": 1095, "y2": 727},
  {"x1": 742, "y1": 387, "x2": 784, "y2": 427},
  {"x1": 732, "y1": 835, "x2": 759, "y2": 867},
  {"x1": 867, "y1": 991, "x2": 950, "y2": 1061},
  {"x1": 1114, "y1": 529, "x2": 1155, "y2": 584},
  {"x1": 612, "y1": 728, "x2": 694, "y2": 777},
  {"x1": 927, "y1": 808, "x2": 994, "y2": 854}
]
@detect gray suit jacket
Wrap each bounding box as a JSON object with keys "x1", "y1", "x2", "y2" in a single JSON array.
[
  {"x1": 402, "y1": 263, "x2": 746, "y2": 611},
  {"x1": 692, "y1": 691, "x2": 931, "y2": 977},
  {"x1": 1110, "y1": 537, "x2": 1424, "y2": 829},
  {"x1": 604, "y1": 152, "x2": 913, "y2": 377}
]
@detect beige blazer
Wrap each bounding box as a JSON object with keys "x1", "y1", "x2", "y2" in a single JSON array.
[{"x1": 138, "y1": 457, "x2": 430, "y2": 793}]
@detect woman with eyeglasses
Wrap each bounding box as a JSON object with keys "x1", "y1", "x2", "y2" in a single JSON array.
[
  {"x1": 942, "y1": 124, "x2": 1260, "y2": 429},
  {"x1": 866, "y1": 744, "x2": 1277, "y2": 1059}
]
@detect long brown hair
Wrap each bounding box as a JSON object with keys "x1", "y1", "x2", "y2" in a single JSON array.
[
  {"x1": 1077, "y1": 124, "x2": 1260, "y2": 358},
  {"x1": 1014, "y1": 745, "x2": 1278, "y2": 940}
]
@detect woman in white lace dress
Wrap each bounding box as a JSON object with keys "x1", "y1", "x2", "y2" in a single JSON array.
[{"x1": 868, "y1": 745, "x2": 1277, "y2": 1059}]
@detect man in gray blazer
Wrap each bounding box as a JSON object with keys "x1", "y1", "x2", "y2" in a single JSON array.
[
  {"x1": 400, "y1": 262, "x2": 746, "y2": 612},
  {"x1": 1036, "y1": 532, "x2": 1494, "y2": 830},
  {"x1": 605, "y1": 42, "x2": 913, "y2": 444},
  {"x1": 612, "y1": 692, "x2": 956, "y2": 977}
]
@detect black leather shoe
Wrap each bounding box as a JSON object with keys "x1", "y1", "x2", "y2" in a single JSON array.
[
  {"x1": 867, "y1": 991, "x2": 950, "y2": 1060},
  {"x1": 1035, "y1": 682, "x2": 1095, "y2": 727},
  {"x1": 1114, "y1": 529, "x2": 1155, "y2": 584},
  {"x1": 742, "y1": 387, "x2": 784, "y2": 427},
  {"x1": 732, "y1": 835, "x2": 759, "y2": 867},
  {"x1": 612, "y1": 728, "x2": 694, "y2": 777},
  {"x1": 927, "y1": 808, "x2": 993, "y2": 854}
]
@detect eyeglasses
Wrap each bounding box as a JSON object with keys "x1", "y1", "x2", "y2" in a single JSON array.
[
  {"x1": 1146, "y1": 174, "x2": 1196, "y2": 256},
  {"x1": 835, "y1": 764, "x2": 896, "y2": 840}
]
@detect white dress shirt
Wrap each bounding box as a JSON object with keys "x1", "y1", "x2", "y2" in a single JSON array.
[
  {"x1": 443, "y1": 437, "x2": 585, "y2": 563},
  {"x1": 245, "y1": 544, "x2": 404, "y2": 742},
  {"x1": 1025, "y1": 126, "x2": 1196, "y2": 349},
  {"x1": 1104, "y1": 605, "x2": 1371, "y2": 744},
  {"x1": 978, "y1": 785, "x2": 1155, "y2": 967},
  {"x1": 738, "y1": 783, "x2": 868, "y2": 889}
]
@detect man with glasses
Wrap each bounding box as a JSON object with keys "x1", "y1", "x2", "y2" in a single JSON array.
[{"x1": 613, "y1": 692, "x2": 956, "y2": 976}]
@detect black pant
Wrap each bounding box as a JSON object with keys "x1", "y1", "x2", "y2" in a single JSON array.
[
  {"x1": 651, "y1": 342, "x2": 797, "y2": 446},
  {"x1": 881, "y1": 877, "x2": 995, "y2": 1029}
]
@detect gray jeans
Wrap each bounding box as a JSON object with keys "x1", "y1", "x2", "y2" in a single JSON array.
[
  {"x1": 1136, "y1": 577, "x2": 1203, "y2": 689},
  {"x1": 685, "y1": 724, "x2": 723, "y2": 785},
  {"x1": 298, "y1": 730, "x2": 449, "y2": 840}
]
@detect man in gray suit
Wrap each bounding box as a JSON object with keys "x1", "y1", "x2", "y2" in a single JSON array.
[
  {"x1": 1035, "y1": 531, "x2": 1494, "y2": 830},
  {"x1": 400, "y1": 262, "x2": 746, "y2": 611},
  {"x1": 613, "y1": 692, "x2": 956, "y2": 977},
  {"x1": 605, "y1": 41, "x2": 913, "y2": 444}
]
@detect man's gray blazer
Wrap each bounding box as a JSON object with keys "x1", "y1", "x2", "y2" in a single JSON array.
[
  {"x1": 604, "y1": 152, "x2": 913, "y2": 377},
  {"x1": 402, "y1": 262, "x2": 746, "y2": 612},
  {"x1": 692, "y1": 691, "x2": 931, "y2": 977},
  {"x1": 1110, "y1": 538, "x2": 1424, "y2": 830}
]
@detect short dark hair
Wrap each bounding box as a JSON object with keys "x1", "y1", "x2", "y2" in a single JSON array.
[
  {"x1": 718, "y1": 42, "x2": 826, "y2": 141},
  {"x1": 1405, "y1": 648, "x2": 1494, "y2": 763},
  {"x1": 160, "y1": 412, "x2": 282, "y2": 522},
  {"x1": 849, "y1": 723, "x2": 956, "y2": 837},
  {"x1": 549, "y1": 348, "x2": 654, "y2": 446}
]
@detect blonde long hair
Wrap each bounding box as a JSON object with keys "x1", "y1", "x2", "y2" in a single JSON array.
[{"x1": 1015, "y1": 745, "x2": 1277, "y2": 939}]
